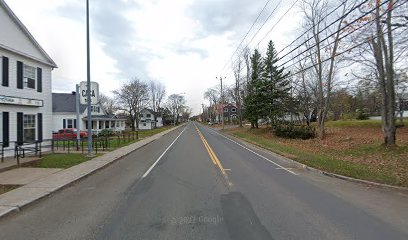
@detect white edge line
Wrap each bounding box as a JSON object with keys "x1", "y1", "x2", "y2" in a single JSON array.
[
  {"x1": 203, "y1": 125, "x2": 298, "y2": 176},
  {"x1": 142, "y1": 126, "x2": 187, "y2": 178}
]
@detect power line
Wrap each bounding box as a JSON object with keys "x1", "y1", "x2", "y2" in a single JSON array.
[
  {"x1": 275, "y1": 0, "x2": 349, "y2": 57},
  {"x1": 218, "y1": 0, "x2": 273, "y2": 74},
  {"x1": 276, "y1": 0, "x2": 393, "y2": 70},
  {"x1": 277, "y1": 0, "x2": 371, "y2": 65},
  {"x1": 286, "y1": 25, "x2": 401, "y2": 80},
  {"x1": 256, "y1": 0, "x2": 300, "y2": 47},
  {"x1": 219, "y1": 0, "x2": 283, "y2": 76},
  {"x1": 223, "y1": 0, "x2": 353, "y2": 77}
]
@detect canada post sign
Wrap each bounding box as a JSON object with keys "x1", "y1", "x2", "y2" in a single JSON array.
[
  {"x1": 80, "y1": 81, "x2": 99, "y2": 105},
  {"x1": 0, "y1": 95, "x2": 43, "y2": 107}
]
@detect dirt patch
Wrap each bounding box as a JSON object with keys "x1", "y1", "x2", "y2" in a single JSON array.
[{"x1": 0, "y1": 185, "x2": 21, "y2": 195}]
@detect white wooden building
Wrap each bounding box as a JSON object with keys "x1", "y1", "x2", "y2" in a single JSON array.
[
  {"x1": 1, "y1": 0, "x2": 57, "y2": 157},
  {"x1": 52, "y1": 93, "x2": 127, "y2": 135},
  {"x1": 138, "y1": 108, "x2": 163, "y2": 130}
]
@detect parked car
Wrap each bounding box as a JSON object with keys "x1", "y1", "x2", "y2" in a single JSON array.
[
  {"x1": 53, "y1": 128, "x2": 88, "y2": 139},
  {"x1": 208, "y1": 121, "x2": 214, "y2": 125}
]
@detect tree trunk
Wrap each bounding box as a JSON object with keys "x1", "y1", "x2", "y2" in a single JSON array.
[{"x1": 373, "y1": 0, "x2": 396, "y2": 146}]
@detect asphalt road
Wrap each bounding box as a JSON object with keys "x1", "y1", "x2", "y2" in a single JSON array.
[{"x1": 0, "y1": 122, "x2": 407, "y2": 240}]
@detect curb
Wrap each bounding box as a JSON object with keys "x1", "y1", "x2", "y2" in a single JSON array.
[
  {"x1": 0, "y1": 125, "x2": 184, "y2": 219},
  {"x1": 216, "y1": 128, "x2": 408, "y2": 193}
]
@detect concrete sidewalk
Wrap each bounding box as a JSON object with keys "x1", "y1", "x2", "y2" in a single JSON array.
[{"x1": 0, "y1": 125, "x2": 183, "y2": 219}]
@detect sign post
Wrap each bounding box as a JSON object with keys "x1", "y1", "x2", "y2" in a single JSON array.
[{"x1": 80, "y1": 80, "x2": 99, "y2": 156}]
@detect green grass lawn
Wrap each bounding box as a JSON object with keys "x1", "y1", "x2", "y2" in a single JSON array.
[{"x1": 34, "y1": 153, "x2": 89, "y2": 169}]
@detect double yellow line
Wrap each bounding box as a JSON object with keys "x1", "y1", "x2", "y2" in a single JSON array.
[{"x1": 195, "y1": 125, "x2": 226, "y2": 176}]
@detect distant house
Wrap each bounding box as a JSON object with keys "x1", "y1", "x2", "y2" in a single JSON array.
[
  {"x1": 52, "y1": 93, "x2": 126, "y2": 134},
  {"x1": 138, "y1": 108, "x2": 163, "y2": 130},
  {"x1": 1, "y1": 0, "x2": 57, "y2": 157},
  {"x1": 214, "y1": 103, "x2": 237, "y2": 123}
]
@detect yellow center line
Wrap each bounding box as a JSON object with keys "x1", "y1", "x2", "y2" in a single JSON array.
[
  {"x1": 197, "y1": 129, "x2": 217, "y2": 165},
  {"x1": 195, "y1": 125, "x2": 227, "y2": 176}
]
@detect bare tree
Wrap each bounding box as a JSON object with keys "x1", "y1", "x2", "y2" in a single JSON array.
[
  {"x1": 345, "y1": 0, "x2": 407, "y2": 146},
  {"x1": 113, "y1": 78, "x2": 149, "y2": 131},
  {"x1": 167, "y1": 94, "x2": 187, "y2": 125},
  {"x1": 204, "y1": 88, "x2": 219, "y2": 122},
  {"x1": 232, "y1": 56, "x2": 244, "y2": 127},
  {"x1": 99, "y1": 93, "x2": 118, "y2": 115},
  {"x1": 301, "y1": 0, "x2": 350, "y2": 138},
  {"x1": 149, "y1": 80, "x2": 167, "y2": 127}
]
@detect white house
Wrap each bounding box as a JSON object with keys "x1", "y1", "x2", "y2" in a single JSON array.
[
  {"x1": 138, "y1": 108, "x2": 163, "y2": 130},
  {"x1": 0, "y1": 0, "x2": 57, "y2": 157},
  {"x1": 52, "y1": 93, "x2": 127, "y2": 135}
]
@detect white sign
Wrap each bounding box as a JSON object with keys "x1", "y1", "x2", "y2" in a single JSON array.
[
  {"x1": 80, "y1": 81, "x2": 99, "y2": 105},
  {"x1": 0, "y1": 95, "x2": 43, "y2": 107}
]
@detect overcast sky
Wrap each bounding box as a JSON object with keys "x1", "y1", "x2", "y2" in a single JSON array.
[{"x1": 7, "y1": 0, "x2": 302, "y2": 114}]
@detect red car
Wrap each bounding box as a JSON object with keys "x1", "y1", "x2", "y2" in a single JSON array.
[{"x1": 53, "y1": 128, "x2": 88, "y2": 139}]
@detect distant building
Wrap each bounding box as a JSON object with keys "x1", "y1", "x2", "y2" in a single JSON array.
[
  {"x1": 1, "y1": 0, "x2": 57, "y2": 156},
  {"x1": 214, "y1": 103, "x2": 237, "y2": 123},
  {"x1": 52, "y1": 93, "x2": 126, "y2": 134},
  {"x1": 138, "y1": 108, "x2": 163, "y2": 130}
]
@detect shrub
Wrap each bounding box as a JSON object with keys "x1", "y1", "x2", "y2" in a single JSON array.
[
  {"x1": 356, "y1": 109, "x2": 369, "y2": 120},
  {"x1": 99, "y1": 129, "x2": 115, "y2": 137},
  {"x1": 274, "y1": 124, "x2": 316, "y2": 139}
]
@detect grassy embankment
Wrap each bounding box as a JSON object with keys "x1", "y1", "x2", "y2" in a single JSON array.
[{"x1": 224, "y1": 119, "x2": 408, "y2": 187}]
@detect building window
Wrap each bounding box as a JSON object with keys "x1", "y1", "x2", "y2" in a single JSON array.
[
  {"x1": 24, "y1": 114, "x2": 36, "y2": 141},
  {"x1": 231, "y1": 108, "x2": 236, "y2": 112},
  {"x1": 23, "y1": 65, "x2": 36, "y2": 89},
  {"x1": 67, "y1": 119, "x2": 74, "y2": 128},
  {"x1": 146, "y1": 114, "x2": 151, "y2": 118},
  {"x1": 224, "y1": 108, "x2": 228, "y2": 112},
  {"x1": 90, "y1": 106, "x2": 100, "y2": 113}
]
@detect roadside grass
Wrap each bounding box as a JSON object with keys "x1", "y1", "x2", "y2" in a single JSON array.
[
  {"x1": 228, "y1": 126, "x2": 408, "y2": 187},
  {"x1": 0, "y1": 185, "x2": 21, "y2": 195},
  {"x1": 33, "y1": 126, "x2": 175, "y2": 169},
  {"x1": 29, "y1": 153, "x2": 89, "y2": 169}
]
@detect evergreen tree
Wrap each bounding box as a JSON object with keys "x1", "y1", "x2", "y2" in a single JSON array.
[
  {"x1": 244, "y1": 49, "x2": 265, "y2": 128},
  {"x1": 262, "y1": 40, "x2": 290, "y2": 127}
]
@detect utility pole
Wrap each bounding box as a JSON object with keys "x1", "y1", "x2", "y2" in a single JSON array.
[
  {"x1": 217, "y1": 76, "x2": 226, "y2": 130},
  {"x1": 86, "y1": 0, "x2": 93, "y2": 157}
]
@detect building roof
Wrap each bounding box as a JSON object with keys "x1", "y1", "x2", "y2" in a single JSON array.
[
  {"x1": 82, "y1": 115, "x2": 126, "y2": 120},
  {"x1": 0, "y1": 0, "x2": 57, "y2": 68},
  {"x1": 141, "y1": 108, "x2": 162, "y2": 117},
  {"x1": 52, "y1": 93, "x2": 87, "y2": 113}
]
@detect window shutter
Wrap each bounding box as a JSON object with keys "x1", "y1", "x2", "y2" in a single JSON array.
[
  {"x1": 63, "y1": 119, "x2": 66, "y2": 129},
  {"x1": 37, "y1": 113, "x2": 43, "y2": 141},
  {"x1": 2, "y1": 112, "x2": 9, "y2": 147},
  {"x1": 2, "y1": 57, "x2": 9, "y2": 87},
  {"x1": 37, "y1": 67, "x2": 42, "y2": 92},
  {"x1": 17, "y1": 112, "x2": 23, "y2": 144},
  {"x1": 74, "y1": 119, "x2": 77, "y2": 128},
  {"x1": 17, "y1": 61, "x2": 23, "y2": 89}
]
